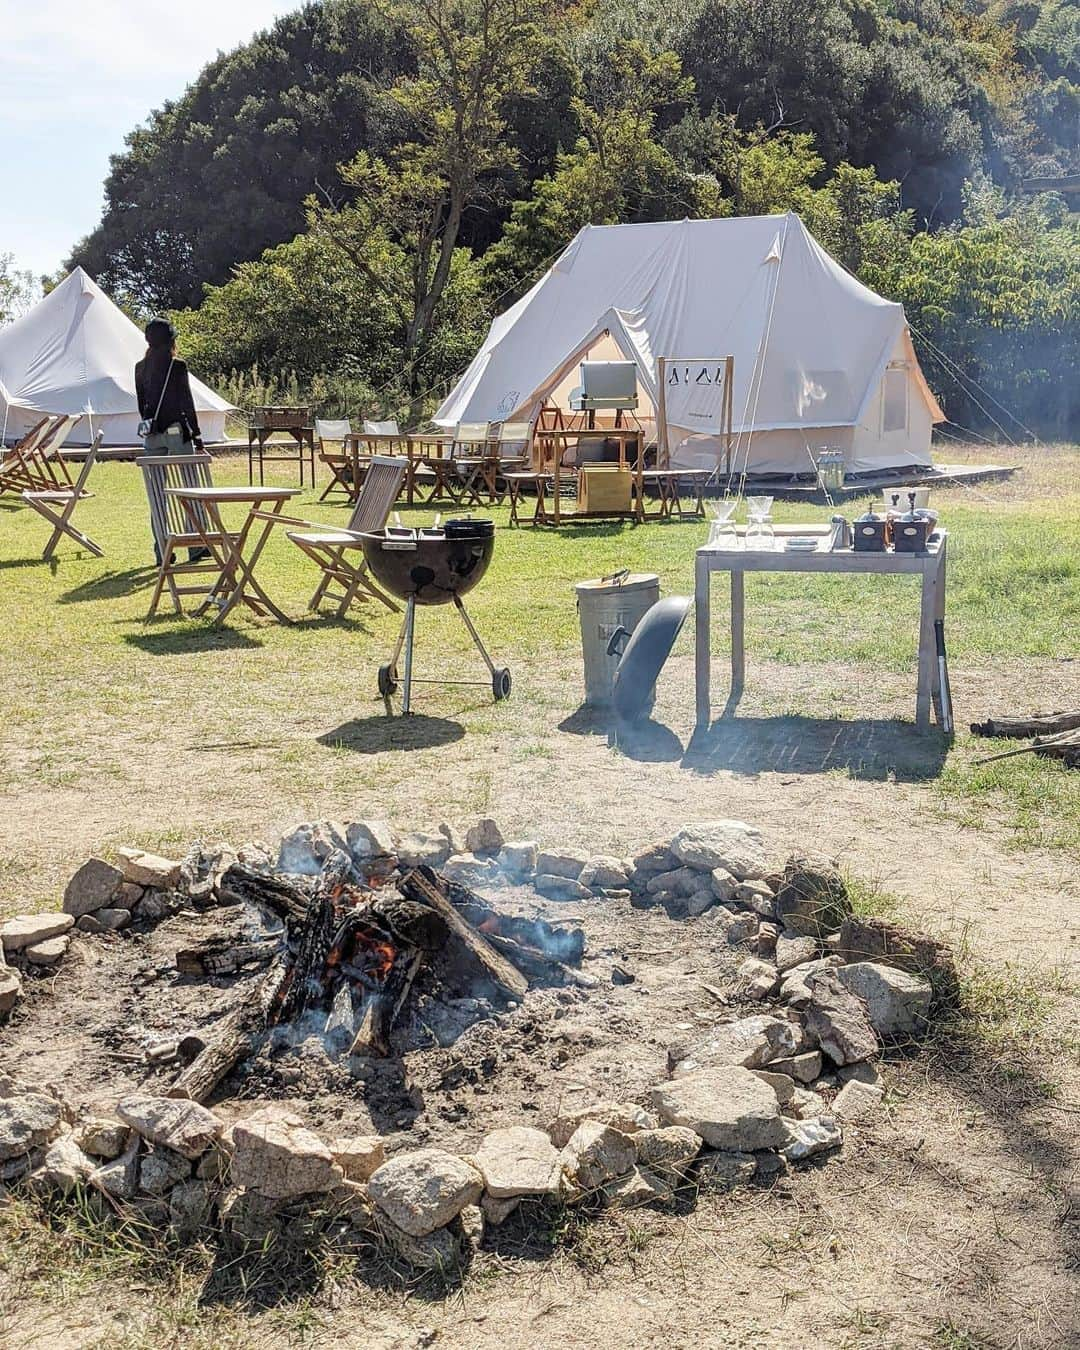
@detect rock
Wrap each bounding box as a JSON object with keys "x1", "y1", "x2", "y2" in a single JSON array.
[
  {"x1": 710, "y1": 867, "x2": 739, "y2": 902},
  {"x1": 464, "y1": 818, "x2": 503, "y2": 855},
  {"x1": 837, "y1": 915, "x2": 955, "y2": 989},
  {"x1": 735, "y1": 881, "x2": 777, "y2": 919},
  {"x1": 38, "y1": 1135, "x2": 96, "y2": 1194},
  {"x1": 117, "y1": 1094, "x2": 222, "y2": 1160},
  {"x1": 779, "y1": 956, "x2": 845, "y2": 1007},
  {"x1": 775, "y1": 932, "x2": 819, "y2": 973},
  {"x1": 646, "y1": 865, "x2": 699, "y2": 897},
  {"x1": 579, "y1": 856, "x2": 630, "y2": 890},
  {"x1": 24, "y1": 935, "x2": 69, "y2": 966},
  {"x1": 116, "y1": 881, "x2": 145, "y2": 906},
  {"x1": 75, "y1": 1118, "x2": 129, "y2": 1160},
  {"x1": 63, "y1": 859, "x2": 122, "y2": 917},
  {"x1": 441, "y1": 853, "x2": 498, "y2": 886},
  {"x1": 631, "y1": 843, "x2": 677, "y2": 876},
  {"x1": 751, "y1": 1070, "x2": 796, "y2": 1106},
  {"x1": 803, "y1": 972, "x2": 879, "y2": 1066},
  {"x1": 781, "y1": 1116, "x2": 843, "y2": 1161},
  {"x1": 116, "y1": 846, "x2": 182, "y2": 889},
  {"x1": 835, "y1": 962, "x2": 932, "y2": 1038},
  {"x1": 169, "y1": 1178, "x2": 211, "y2": 1235},
  {"x1": 738, "y1": 957, "x2": 780, "y2": 999},
  {"x1": 774, "y1": 855, "x2": 851, "y2": 938},
  {"x1": 670, "y1": 1015, "x2": 798, "y2": 1075},
  {"x1": 134, "y1": 891, "x2": 174, "y2": 922},
  {"x1": 757, "y1": 922, "x2": 780, "y2": 958},
  {"x1": 94, "y1": 907, "x2": 131, "y2": 931},
  {"x1": 602, "y1": 1167, "x2": 671, "y2": 1208},
  {"x1": 196, "y1": 1143, "x2": 231, "y2": 1181},
  {"x1": 92, "y1": 1137, "x2": 140, "y2": 1199},
  {"x1": 1, "y1": 913, "x2": 74, "y2": 953},
  {"x1": 560, "y1": 1121, "x2": 637, "y2": 1198},
  {"x1": 473, "y1": 1126, "x2": 561, "y2": 1198},
  {"x1": 787, "y1": 1086, "x2": 829, "y2": 1119},
  {"x1": 750, "y1": 1150, "x2": 786, "y2": 1179},
  {"x1": 346, "y1": 819, "x2": 396, "y2": 860},
  {"x1": 368, "y1": 1149, "x2": 483, "y2": 1237},
  {"x1": 703, "y1": 907, "x2": 757, "y2": 946},
  {"x1": 651, "y1": 1067, "x2": 788, "y2": 1151},
  {"x1": 534, "y1": 873, "x2": 591, "y2": 902},
  {"x1": 230, "y1": 1106, "x2": 342, "y2": 1199},
  {"x1": 836, "y1": 1061, "x2": 883, "y2": 1089},
  {"x1": 0, "y1": 967, "x2": 22, "y2": 1016},
  {"x1": 397, "y1": 832, "x2": 451, "y2": 869},
  {"x1": 459, "y1": 1202, "x2": 485, "y2": 1248},
  {"x1": 275, "y1": 822, "x2": 347, "y2": 876},
  {"x1": 140, "y1": 1147, "x2": 192, "y2": 1195},
  {"x1": 0, "y1": 1093, "x2": 62, "y2": 1160},
  {"x1": 481, "y1": 1192, "x2": 520, "y2": 1226},
  {"x1": 685, "y1": 887, "x2": 717, "y2": 917},
  {"x1": 497, "y1": 840, "x2": 539, "y2": 877},
  {"x1": 695, "y1": 1150, "x2": 757, "y2": 1190},
  {"x1": 330, "y1": 1135, "x2": 385, "y2": 1183},
  {"x1": 535, "y1": 849, "x2": 590, "y2": 881},
  {"x1": 769, "y1": 1051, "x2": 823, "y2": 1084},
  {"x1": 547, "y1": 1102, "x2": 658, "y2": 1148},
  {"x1": 670, "y1": 820, "x2": 771, "y2": 880},
  {"x1": 375, "y1": 1209, "x2": 469, "y2": 1272},
  {"x1": 833, "y1": 1079, "x2": 884, "y2": 1122},
  {"x1": 632, "y1": 1126, "x2": 701, "y2": 1181},
  {"x1": 76, "y1": 915, "x2": 103, "y2": 935}
]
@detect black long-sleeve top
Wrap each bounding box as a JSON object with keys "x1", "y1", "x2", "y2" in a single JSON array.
[{"x1": 134, "y1": 357, "x2": 202, "y2": 441}]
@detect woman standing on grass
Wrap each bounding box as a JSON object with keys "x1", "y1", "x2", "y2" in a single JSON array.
[{"x1": 135, "y1": 318, "x2": 208, "y2": 563}]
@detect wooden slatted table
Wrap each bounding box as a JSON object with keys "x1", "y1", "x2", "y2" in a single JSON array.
[
  {"x1": 694, "y1": 530, "x2": 948, "y2": 730},
  {"x1": 167, "y1": 485, "x2": 299, "y2": 625}
]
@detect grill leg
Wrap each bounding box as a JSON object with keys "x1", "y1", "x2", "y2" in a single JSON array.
[
  {"x1": 453, "y1": 595, "x2": 496, "y2": 677},
  {"x1": 401, "y1": 596, "x2": 417, "y2": 715}
]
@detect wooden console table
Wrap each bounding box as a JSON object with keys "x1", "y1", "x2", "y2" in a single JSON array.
[
  {"x1": 694, "y1": 530, "x2": 948, "y2": 730},
  {"x1": 247, "y1": 406, "x2": 316, "y2": 487}
]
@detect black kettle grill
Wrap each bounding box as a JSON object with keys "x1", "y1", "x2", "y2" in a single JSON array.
[{"x1": 360, "y1": 517, "x2": 511, "y2": 714}]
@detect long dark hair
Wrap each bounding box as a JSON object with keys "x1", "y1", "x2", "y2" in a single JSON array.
[{"x1": 142, "y1": 318, "x2": 175, "y2": 403}]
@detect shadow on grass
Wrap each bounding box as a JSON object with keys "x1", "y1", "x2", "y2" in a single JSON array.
[
  {"x1": 318, "y1": 714, "x2": 464, "y2": 753},
  {"x1": 559, "y1": 704, "x2": 685, "y2": 762},
  {"x1": 57, "y1": 566, "x2": 156, "y2": 603},
  {"x1": 123, "y1": 626, "x2": 263, "y2": 655},
  {"x1": 0, "y1": 556, "x2": 42, "y2": 571},
  {"x1": 683, "y1": 714, "x2": 949, "y2": 781}
]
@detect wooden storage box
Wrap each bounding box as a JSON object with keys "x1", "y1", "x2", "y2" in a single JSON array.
[{"x1": 578, "y1": 465, "x2": 632, "y2": 514}]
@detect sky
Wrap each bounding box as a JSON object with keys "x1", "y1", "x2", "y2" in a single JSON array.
[{"x1": 0, "y1": 0, "x2": 296, "y2": 281}]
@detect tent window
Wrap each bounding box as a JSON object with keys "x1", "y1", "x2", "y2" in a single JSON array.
[{"x1": 882, "y1": 368, "x2": 908, "y2": 433}]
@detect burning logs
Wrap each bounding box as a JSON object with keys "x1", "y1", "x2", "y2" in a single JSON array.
[{"x1": 166, "y1": 860, "x2": 583, "y2": 1101}]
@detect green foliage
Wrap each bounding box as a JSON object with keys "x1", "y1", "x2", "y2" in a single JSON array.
[
  {"x1": 0, "y1": 252, "x2": 38, "y2": 326},
  {"x1": 862, "y1": 198, "x2": 1080, "y2": 436}
]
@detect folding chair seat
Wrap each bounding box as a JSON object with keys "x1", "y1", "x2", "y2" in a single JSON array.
[
  {"x1": 21, "y1": 431, "x2": 104, "y2": 559},
  {"x1": 284, "y1": 455, "x2": 407, "y2": 616},
  {"x1": 315, "y1": 418, "x2": 356, "y2": 503},
  {"x1": 1, "y1": 414, "x2": 80, "y2": 495}
]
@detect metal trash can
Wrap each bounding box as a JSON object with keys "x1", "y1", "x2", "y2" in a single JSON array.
[{"x1": 575, "y1": 570, "x2": 660, "y2": 708}]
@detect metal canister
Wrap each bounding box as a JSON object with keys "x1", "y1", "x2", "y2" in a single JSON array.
[{"x1": 575, "y1": 571, "x2": 660, "y2": 707}]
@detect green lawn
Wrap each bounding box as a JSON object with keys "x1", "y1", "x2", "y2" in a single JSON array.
[{"x1": 0, "y1": 445, "x2": 1077, "y2": 900}]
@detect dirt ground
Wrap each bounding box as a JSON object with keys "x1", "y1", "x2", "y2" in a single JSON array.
[{"x1": 1, "y1": 448, "x2": 1078, "y2": 1348}]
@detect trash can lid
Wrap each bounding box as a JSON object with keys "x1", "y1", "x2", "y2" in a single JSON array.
[
  {"x1": 575, "y1": 571, "x2": 659, "y2": 597},
  {"x1": 612, "y1": 594, "x2": 692, "y2": 723}
]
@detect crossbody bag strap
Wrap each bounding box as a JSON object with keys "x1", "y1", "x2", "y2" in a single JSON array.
[{"x1": 149, "y1": 358, "x2": 175, "y2": 433}]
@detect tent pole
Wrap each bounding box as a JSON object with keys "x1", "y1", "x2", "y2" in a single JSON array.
[
  {"x1": 724, "y1": 356, "x2": 734, "y2": 482},
  {"x1": 657, "y1": 357, "x2": 669, "y2": 469}
]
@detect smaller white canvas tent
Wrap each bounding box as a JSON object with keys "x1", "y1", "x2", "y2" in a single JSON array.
[
  {"x1": 435, "y1": 213, "x2": 943, "y2": 477},
  {"x1": 0, "y1": 268, "x2": 234, "y2": 446}
]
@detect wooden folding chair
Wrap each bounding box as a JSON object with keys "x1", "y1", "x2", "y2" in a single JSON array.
[
  {"x1": 21, "y1": 431, "x2": 104, "y2": 559},
  {"x1": 315, "y1": 418, "x2": 356, "y2": 503},
  {"x1": 1, "y1": 414, "x2": 79, "y2": 495},
  {"x1": 284, "y1": 455, "x2": 408, "y2": 616},
  {"x1": 138, "y1": 453, "x2": 235, "y2": 618},
  {"x1": 450, "y1": 421, "x2": 495, "y2": 505}
]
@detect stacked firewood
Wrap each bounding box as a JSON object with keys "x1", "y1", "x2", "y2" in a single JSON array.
[{"x1": 972, "y1": 710, "x2": 1080, "y2": 769}]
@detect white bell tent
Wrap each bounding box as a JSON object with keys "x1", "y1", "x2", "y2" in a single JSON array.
[
  {"x1": 0, "y1": 268, "x2": 234, "y2": 447},
  {"x1": 435, "y1": 213, "x2": 943, "y2": 476}
]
